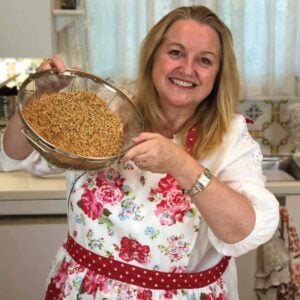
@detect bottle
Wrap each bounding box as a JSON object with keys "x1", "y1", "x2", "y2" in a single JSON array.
[{"x1": 61, "y1": 0, "x2": 77, "y2": 9}]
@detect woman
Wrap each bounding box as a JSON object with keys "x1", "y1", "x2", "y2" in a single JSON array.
[{"x1": 1, "y1": 5, "x2": 279, "y2": 299}]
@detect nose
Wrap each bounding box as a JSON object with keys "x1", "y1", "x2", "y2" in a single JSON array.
[{"x1": 180, "y1": 57, "x2": 196, "y2": 75}]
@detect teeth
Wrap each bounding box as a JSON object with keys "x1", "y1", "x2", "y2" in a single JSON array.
[{"x1": 172, "y1": 78, "x2": 193, "y2": 87}]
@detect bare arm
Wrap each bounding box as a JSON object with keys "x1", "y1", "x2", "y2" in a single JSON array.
[
  {"x1": 3, "y1": 56, "x2": 67, "y2": 160},
  {"x1": 173, "y1": 151, "x2": 256, "y2": 244},
  {"x1": 3, "y1": 113, "x2": 33, "y2": 159},
  {"x1": 123, "y1": 132, "x2": 257, "y2": 244}
]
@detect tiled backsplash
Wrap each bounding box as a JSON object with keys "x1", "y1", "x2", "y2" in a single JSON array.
[{"x1": 239, "y1": 100, "x2": 298, "y2": 155}]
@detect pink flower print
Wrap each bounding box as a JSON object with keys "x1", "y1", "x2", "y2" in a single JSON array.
[
  {"x1": 159, "y1": 235, "x2": 191, "y2": 262},
  {"x1": 53, "y1": 260, "x2": 70, "y2": 290},
  {"x1": 163, "y1": 290, "x2": 177, "y2": 299},
  {"x1": 80, "y1": 189, "x2": 104, "y2": 220},
  {"x1": 149, "y1": 175, "x2": 181, "y2": 201},
  {"x1": 149, "y1": 175, "x2": 192, "y2": 225},
  {"x1": 169, "y1": 265, "x2": 187, "y2": 273},
  {"x1": 154, "y1": 189, "x2": 191, "y2": 225},
  {"x1": 203, "y1": 294, "x2": 215, "y2": 300},
  {"x1": 96, "y1": 168, "x2": 125, "y2": 189},
  {"x1": 137, "y1": 289, "x2": 153, "y2": 300},
  {"x1": 96, "y1": 183, "x2": 125, "y2": 205},
  {"x1": 295, "y1": 264, "x2": 300, "y2": 272},
  {"x1": 119, "y1": 237, "x2": 150, "y2": 264},
  {"x1": 216, "y1": 293, "x2": 226, "y2": 300},
  {"x1": 81, "y1": 270, "x2": 110, "y2": 296},
  {"x1": 115, "y1": 283, "x2": 135, "y2": 298},
  {"x1": 68, "y1": 260, "x2": 85, "y2": 275},
  {"x1": 79, "y1": 168, "x2": 125, "y2": 220}
]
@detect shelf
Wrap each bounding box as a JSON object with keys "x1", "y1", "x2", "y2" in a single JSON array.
[{"x1": 52, "y1": 9, "x2": 84, "y2": 31}]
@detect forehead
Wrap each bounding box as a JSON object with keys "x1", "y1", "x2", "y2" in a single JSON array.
[{"x1": 164, "y1": 19, "x2": 220, "y2": 53}]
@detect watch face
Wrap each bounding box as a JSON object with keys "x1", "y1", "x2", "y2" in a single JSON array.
[{"x1": 185, "y1": 169, "x2": 212, "y2": 196}]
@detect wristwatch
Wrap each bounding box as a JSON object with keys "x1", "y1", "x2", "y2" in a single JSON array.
[{"x1": 183, "y1": 168, "x2": 212, "y2": 196}]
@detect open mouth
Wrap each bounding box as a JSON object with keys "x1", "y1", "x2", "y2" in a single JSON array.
[{"x1": 169, "y1": 78, "x2": 196, "y2": 88}]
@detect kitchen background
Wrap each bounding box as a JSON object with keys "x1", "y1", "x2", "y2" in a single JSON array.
[{"x1": 0, "y1": 0, "x2": 300, "y2": 300}]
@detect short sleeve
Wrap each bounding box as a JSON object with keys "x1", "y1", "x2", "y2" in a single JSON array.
[{"x1": 207, "y1": 114, "x2": 280, "y2": 257}]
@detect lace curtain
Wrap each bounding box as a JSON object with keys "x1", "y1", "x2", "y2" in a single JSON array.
[{"x1": 58, "y1": 0, "x2": 300, "y2": 100}]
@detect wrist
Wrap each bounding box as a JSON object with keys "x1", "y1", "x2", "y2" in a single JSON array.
[{"x1": 182, "y1": 168, "x2": 213, "y2": 197}]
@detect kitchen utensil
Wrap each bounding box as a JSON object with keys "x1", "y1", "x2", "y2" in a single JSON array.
[{"x1": 17, "y1": 68, "x2": 144, "y2": 170}]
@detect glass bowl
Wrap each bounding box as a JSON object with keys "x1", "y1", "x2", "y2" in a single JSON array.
[{"x1": 17, "y1": 68, "x2": 144, "y2": 170}]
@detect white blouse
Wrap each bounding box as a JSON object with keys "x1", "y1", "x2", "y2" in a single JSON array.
[{"x1": 0, "y1": 114, "x2": 279, "y2": 299}]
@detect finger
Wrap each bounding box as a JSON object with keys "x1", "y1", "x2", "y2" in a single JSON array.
[
  {"x1": 36, "y1": 59, "x2": 51, "y2": 72},
  {"x1": 133, "y1": 156, "x2": 148, "y2": 169},
  {"x1": 122, "y1": 147, "x2": 140, "y2": 162},
  {"x1": 37, "y1": 56, "x2": 66, "y2": 73},
  {"x1": 122, "y1": 142, "x2": 147, "y2": 162},
  {"x1": 132, "y1": 132, "x2": 160, "y2": 144},
  {"x1": 51, "y1": 55, "x2": 66, "y2": 73}
]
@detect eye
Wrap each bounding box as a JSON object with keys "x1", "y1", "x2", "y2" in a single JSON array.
[
  {"x1": 198, "y1": 57, "x2": 212, "y2": 66},
  {"x1": 168, "y1": 49, "x2": 184, "y2": 58}
]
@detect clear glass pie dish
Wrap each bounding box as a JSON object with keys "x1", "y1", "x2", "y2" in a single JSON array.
[{"x1": 17, "y1": 68, "x2": 144, "y2": 170}]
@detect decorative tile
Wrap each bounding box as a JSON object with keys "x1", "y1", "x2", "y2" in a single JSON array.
[{"x1": 239, "y1": 100, "x2": 296, "y2": 155}]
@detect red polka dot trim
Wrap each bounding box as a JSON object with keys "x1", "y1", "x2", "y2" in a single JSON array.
[
  {"x1": 64, "y1": 234, "x2": 231, "y2": 290},
  {"x1": 185, "y1": 124, "x2": 199, "y2": 155}
]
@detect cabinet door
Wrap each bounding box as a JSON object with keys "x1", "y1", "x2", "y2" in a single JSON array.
[
  {"x1": 0, "y1": 0, "x2": 53, "y2": 58},
  {"x1": 286, "y1": 195, "x2": 300, "y2": 232},
  {"x1": 0, "y1": 217, "x2": 67, "y2": 300},
  {"x1": 236, "y1": 250, "x2": 258, "y2": 300}
]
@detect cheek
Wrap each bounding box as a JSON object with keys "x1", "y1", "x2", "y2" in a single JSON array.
[
  {"x1": 152, "y1": 58, "x2": 169, "y2": 89},
  {"x1": 153, "y1": 53, "x2": 175, "y2": 78},
  {"x1": 202, "y1": 70, "x2": 219, "y2": 89}
]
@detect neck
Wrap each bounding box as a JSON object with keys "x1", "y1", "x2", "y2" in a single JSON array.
[{"x1": 152, "y1": 117, "x2": 192, "y2": 138}]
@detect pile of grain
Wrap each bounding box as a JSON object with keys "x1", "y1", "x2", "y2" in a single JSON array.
[{"x1": 23, "y1": 91, "x2": 124, "y2": 157}]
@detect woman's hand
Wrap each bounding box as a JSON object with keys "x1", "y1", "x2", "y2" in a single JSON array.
[
  {"x1": 37, "y1": 55, "x2": 67, "y2": 73},
  {"x1": 122, "y1": 132, "x2": 196, "y2": 177},
  {"x1": 35, "y1": 56, "x2": 80, "y2": 93}
]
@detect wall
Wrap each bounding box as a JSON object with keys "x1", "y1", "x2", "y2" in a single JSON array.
[{"x1": 0, "y1": 0, "x2": 54, "y2": 58}]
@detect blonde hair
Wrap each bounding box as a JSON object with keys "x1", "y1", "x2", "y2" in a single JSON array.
[{"x1": 135, "y1": 6, "x2": 240, "y2": 159}]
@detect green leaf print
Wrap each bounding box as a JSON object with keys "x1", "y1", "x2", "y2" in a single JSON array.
[
  {"x1": 200, "y1": 293, "x2": 208, "y2": 299},
  {"x1": 140, "y1": 175, "x2": 146, "y2": 186},
  {"x1": 123, "y1": 184, "x2": 134, "y2": 196},
  {"x1": 186, "y1": 208, "x2": 196, "y2": 217},
  {"x1": 76, "y1": 201, "x2": 82, "y2": 209},
  {"x1": 121, "y1": 198, "x2": 132, "y2": 208},
  {"x1": 103, "y1": 208, "x2": 112, "y2": 217},
  {"x1": 98, "y1": 216, "x2": 113, "y2": 228}
]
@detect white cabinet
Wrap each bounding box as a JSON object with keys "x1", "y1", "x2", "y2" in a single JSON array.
[
  {"x1": 236, "y1": 250, "x2": 258, "y2": 299},
  {"x1": 0, "y1": 216, "x2": 67, "y2": 300},
  {"x1": 0, "y1": 0, "x2": 54, "y2": 58},
  {"x1": 0, "y1": 0, "x2": 85, "y2": 58}
]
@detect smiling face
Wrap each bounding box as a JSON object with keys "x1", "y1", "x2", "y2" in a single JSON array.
[{"x1": 152, "y1": 19, "x2": 221, "y2": 117}]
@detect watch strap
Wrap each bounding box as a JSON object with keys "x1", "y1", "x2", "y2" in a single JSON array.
[{"x1": 183, "y1": 168, "x2": 212, "y2": 196}]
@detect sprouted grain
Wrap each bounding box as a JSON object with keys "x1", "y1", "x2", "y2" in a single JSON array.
[{"x1": 23, "y1": 91, "x2": 124, "y2": 157}]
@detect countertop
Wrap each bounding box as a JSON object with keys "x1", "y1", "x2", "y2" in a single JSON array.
[
  {"x1": 0, "y1": 171, "x2": 66, "y2": 215},
  {"x1": 0, "y1": 169, "x2": 300, "y2": 201},
  {"x1": 0, "y1": 171, "x2": 66, "y2": 200}
]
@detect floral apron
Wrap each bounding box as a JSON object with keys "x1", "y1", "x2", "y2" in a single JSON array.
[
  {"x1": 44, "y1": 161, "x2": 230, "y2": 299},
  {"x1": 44, "y1": 127, "x2": 230, "y2": 299}
]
